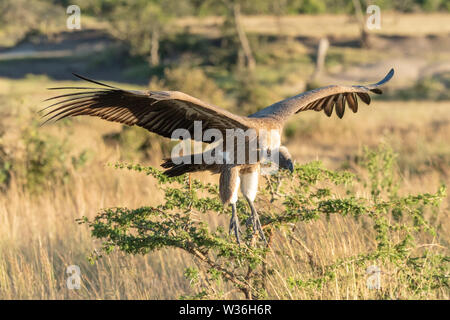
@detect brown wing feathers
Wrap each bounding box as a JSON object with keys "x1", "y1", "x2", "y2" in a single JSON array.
[
  {"x1": 41, "y1": 74, "x2": 250, "y2": 142},
  {"x1": 300, "y1": 82, "x2": 382, "y2": 119},
  {"x1": 42, "y1": 69, "x2": 394, "y2": 137},
  {"x1": 250, "y1": 68, "x2": 394, "y2": 121},
  {"x1": 346, "y1": 93, "x2": 358, "y2": 113}
]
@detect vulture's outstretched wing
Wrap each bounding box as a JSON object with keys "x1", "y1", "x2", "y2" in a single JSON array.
[
  {"x1": 249, "y1": 69, "x2": 394, "y2": 121},
  {"x1": 41, "y1": 74, "x2": 250, "y2": 143}
]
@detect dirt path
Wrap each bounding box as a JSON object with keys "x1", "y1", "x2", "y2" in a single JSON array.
[{"x1": 0, "y1": 25, "x2": 449, "y2": 86}]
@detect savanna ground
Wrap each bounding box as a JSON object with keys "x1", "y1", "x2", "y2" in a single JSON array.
[{"x1": 0, "y1": 8, "x2": 449, "y2": 299}]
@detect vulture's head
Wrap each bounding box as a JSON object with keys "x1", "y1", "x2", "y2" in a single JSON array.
[{"x1": 278, "y1": 146, "x2": 294, "y2": 173}]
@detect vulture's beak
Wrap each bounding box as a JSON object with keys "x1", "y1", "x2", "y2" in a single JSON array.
[{"x1": 288, "y1": 160, "x2": 294, "y2": 173}]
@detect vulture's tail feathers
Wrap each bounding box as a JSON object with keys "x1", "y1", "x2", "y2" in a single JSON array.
[{"x1": 161, "y1": 155, "x2": 217, "y2": 177}]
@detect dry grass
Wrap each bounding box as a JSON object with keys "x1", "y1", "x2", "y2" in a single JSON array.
[{"x1": 0, "y1": 74, "x2": 448, "y2": 300}]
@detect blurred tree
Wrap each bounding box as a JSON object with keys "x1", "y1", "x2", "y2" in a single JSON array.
[
  {"x1": 310, "y1": 37, "x2": 329, "y2": 82},
  {"x1": 270, "y1": 0, "x2": 287, "y2": 35},
  {"x1": 217, "y1": 0, "x2": 257, "y2": 71},
  {"x1": 228, "y1": 0, "x2": 256, "y2": 70},
  {"x1": 63, "y1": 0, "x2": 122, "y2": 16},
  {"x1": 0, "y1": 0, "x2": 64, "y2": 46},
  {"x1": 106, "y1": 0, "x2": 173, "y2": 66},
  {"x1": 352, "y1": 0, "x2": 371, "y2": 48}
]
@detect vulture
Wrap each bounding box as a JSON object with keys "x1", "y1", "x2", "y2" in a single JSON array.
[{"x1": 41, "y1": 68, "x2": 394, "y2": 244}]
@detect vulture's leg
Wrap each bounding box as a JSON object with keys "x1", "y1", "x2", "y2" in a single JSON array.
[
  {"x1": 240, "y1": 169, "x2": 266, "y2": 243},
  {"x1": 219, "y1": 166, "x2": 241, "y2": 244},
  {"x1": 245, "y1": 196, "x2": 267, "y2": 244},
  {"x1": 229, "y1": 203, "x2": 241, "y2": 244}
]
